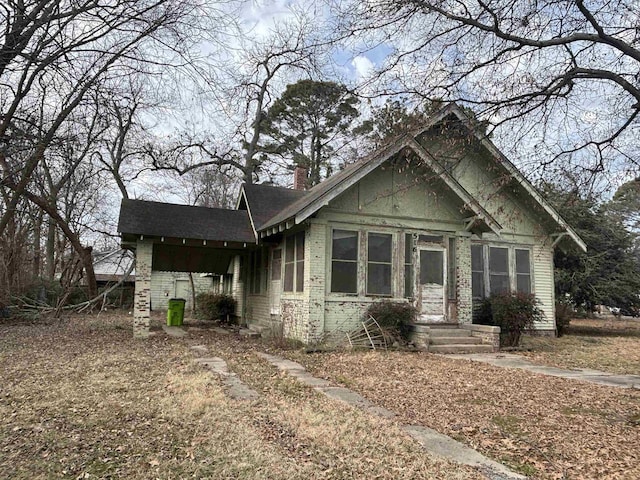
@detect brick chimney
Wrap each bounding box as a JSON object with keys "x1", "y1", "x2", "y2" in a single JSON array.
[{"x1": 293, "y1": 166, "x2": 308, "y2": 190}]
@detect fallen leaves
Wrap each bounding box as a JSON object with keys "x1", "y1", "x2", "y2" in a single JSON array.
[{"x1": 287, "y1": 349, "x2": 640, "y2": 480}]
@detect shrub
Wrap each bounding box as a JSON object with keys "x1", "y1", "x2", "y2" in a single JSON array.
[
  {"x1": 365, "y1": 300, "x2": 418, "y2": 342},
  {"x1": 555, "y1": 298, "x2": 574, "y2": 337},
  {"x1": 195, "y1": 292, "x2": 237, "y2": 324},
  {"x1": 476, "y1": 292, "x2": 544, "y2": 347}
]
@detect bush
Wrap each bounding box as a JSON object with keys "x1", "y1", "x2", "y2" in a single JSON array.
[
  {"x1": 365, "y1": 300, "x2": 418, "y2": 342},
  {"x1": 476, "y1": 292, "x2": 544, "y2": 347},
  {"x1": 555, "y1": 298, "x2": 574, "y2": 337},
  {"x1": 195, "y1": 292, "x2": 237, "y2": 325}
]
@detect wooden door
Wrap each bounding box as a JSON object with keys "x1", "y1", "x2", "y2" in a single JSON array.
[{"x1": 417, "y1": 248, "x2": 446, "y2": 322}]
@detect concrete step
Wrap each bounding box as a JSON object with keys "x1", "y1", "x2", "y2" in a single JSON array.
[
  {"x1": 429, "y1": 344, "x2": 494, "y2": 354},
  {"x1": 248, "y1": 323, "x2": 266, "y2": 334},
  {"x1": 429, "y1": 336, "x2": 482, "y2": 345},
  {"x1": 239, "y1": 328, "x2": 261, "y2": 338},
  {"x1": 428, "y1": 328, "x2": 473, "y2": 337}
]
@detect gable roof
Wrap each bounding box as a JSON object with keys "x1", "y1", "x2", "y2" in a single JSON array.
[
  {"x1": 418, "y1": 103, "x2": 586, "y2": 251},
  {"x1": 258, "y1": 134, "x2": 502, "y2": 237},
  {"x1": 118, "y1": 199, "x2": 255, "y2": 243},
  {"x1": 256, "y1": 103, "x2": 586, "y2": 251},
  {"x1": 239, "y1": 183, "x2": 307, "y2": 231}
]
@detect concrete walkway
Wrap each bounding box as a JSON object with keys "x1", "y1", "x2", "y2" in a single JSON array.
[
  {"x1": 257, "y1": 352, "x2": 524, "y2": 480},
  {"x1": 447, "y1": 353, "x2": 640, "y2": 389},
  {"x1": 190, "y1": 345, "x2": 260, "y2": 401}
]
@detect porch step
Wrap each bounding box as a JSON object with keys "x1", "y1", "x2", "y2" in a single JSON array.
[
  {"x1": 428, "y1": 328, "x2": 473, "y2": 337},
  {"x1": 429, "y1": 336, "x2": 482, "y2": 345},
  {"x1": 429, "y1": 344, "x2": 494, "y2": 354}
]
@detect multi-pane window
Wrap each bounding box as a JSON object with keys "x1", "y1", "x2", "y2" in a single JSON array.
[
  {"x1": 471, "y1": 245, "x2": 484, "y2": 299},
  {"x1": 284, "y1": 232, "x2": 304, "y2": 292},
  {"x1": 271, "y1": 249, "x2": 282, "y2": 281},
  {"x1": 331, "y1": 230, "x2": 358, "y2": 293},
  {"x1": 489, "y1": 247, "x2": 510, "y2": 295},
  {"x1": 404, "y1": 233, "x2": 413, "y2": 298},
  {"x1": 471, "y1": 244, "x2": 533, "y2": 298},
  {"x1": 515, "y1": 249, "x2": 531, "y2": 294},
  {"x1": 367, "y1": 233, "x2": 392, "y2": 295}
]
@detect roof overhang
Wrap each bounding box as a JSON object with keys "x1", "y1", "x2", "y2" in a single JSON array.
[
  {"x1": 258, "y1": 137, "x2": 502, "y2": 238},
  {"x1": 414, "y1": 104, "x2": 587, "y2": 252}
]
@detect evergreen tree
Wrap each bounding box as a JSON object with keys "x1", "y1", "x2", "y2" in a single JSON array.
[
  {"x1": 541, "y1": 183, "x2": 640, "y2": 314},
  {"x1": 260, "y1": 80, "x2": 360, "y2": 187}
]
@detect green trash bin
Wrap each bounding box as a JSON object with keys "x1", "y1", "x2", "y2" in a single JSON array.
[{"x1": 167, "y1": 298, "x2": 186, "y2": 326}]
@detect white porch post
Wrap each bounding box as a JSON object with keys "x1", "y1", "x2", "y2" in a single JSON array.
[{"x1": 133, "y1": 240, "x2": 153, "y2": 338}]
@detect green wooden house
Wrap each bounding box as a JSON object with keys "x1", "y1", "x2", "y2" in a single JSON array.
[{"x1": 118, "y1": 104, "x2": 585, "y2": 349}]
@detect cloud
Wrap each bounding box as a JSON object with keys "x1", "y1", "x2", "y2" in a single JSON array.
[{"x1": 351, "y1": 55, "x2": 375, "y2": 81}]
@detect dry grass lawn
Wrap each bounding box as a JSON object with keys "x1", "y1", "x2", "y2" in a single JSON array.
[
  {"x1": 0, "y1": 313, "x2": 477, "y2": 480},
  {"x1": 521, "y1": 318, "x2": 640, "y2": 375},
  {"x1": 286, "y1": 349, "x2": 640, "y2": 479}
]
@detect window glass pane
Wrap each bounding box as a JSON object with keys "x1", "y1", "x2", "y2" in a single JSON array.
[
  {"x1": 296, "y1": 261, "x2": 304, "y2": 292},
  {"x1": 471, "y1": 245, "x2": 483, "y2": 271},
  {"x1": 404, "y1": 264, "x2": 413, "y2": 298},
  {"x1": 420, "y1": 250, "x2": 443, "y2": 285},
  {"x1": 368, "y1": 263, "x2": 392, "y2": 295},
  {"x1": 489, "y1": 247, "x2": 508, "y2": 273},
  {"x1": 515, "y1": 249, "x2": 530, "y2": 274},
  {"x1": 404, "y1": 233, "x2": 413, "y2": 263},
  {"x1": 296, "y1": 232, "x2": 305, "y2": 260},
  {"x1": 472, "y1": 271, "x2": 485, "y2": 298},
  {"x1": 333, "y1": 230, "x2": 358, "y2": 260},
  {"x1": 331, "y1": 261, "x2": 357, "y2": 293},
  {"x1": 284, "y1": 264, "x2": 294, "y2": 291},
  {"x1": 285, "y1": 236, "x2": 295, "y2": 262},
  {"x1": 490, "y1": 274, "x2": 510, "y2": 294},
  {"x1": 517, "y1": 275, "x2": 531, "y2": 294},
  {"x1": 271, "y1": 249, "x2": 282, "y2": 280},
  {"x1": 368, "y1": 233, "x2": 392, "y2": 263}
]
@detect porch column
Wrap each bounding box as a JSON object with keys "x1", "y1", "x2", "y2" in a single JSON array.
[
  {"x1": 133, "y1": 240, "x2": 153, "y2": 338},
  {"x1": 455, "y1": 236, "x2": 473, "y2": 324}
]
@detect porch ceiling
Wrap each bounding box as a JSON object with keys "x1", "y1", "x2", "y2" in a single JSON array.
[{"x1": 151, "y1": 244, "x2": 244, "y2": 274}]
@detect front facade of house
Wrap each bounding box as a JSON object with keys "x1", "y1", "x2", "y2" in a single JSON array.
[{"x1": 118, "y1": 104, "x2": 585, "y2": 341}]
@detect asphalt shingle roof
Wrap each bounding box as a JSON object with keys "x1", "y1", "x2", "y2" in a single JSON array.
[
  {"x1": 118, "y1": 199, "x2": 255, "y2": 243},
  {"x1": 241, "y1": 183, "x2": 307, "y2": 230}
]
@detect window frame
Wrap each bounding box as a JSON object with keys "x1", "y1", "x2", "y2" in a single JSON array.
[
  {"x1": 330, "y1": 228, "x2": 359, "y2": 294},
  {"x1": 471, "y1": 243, "x2": 534, "y2": 298},
  {"x1": 366, "y1": 231, "x2": 393, "y2": 296},
  {"x1": 283, "y1": 231, "x2": 305, "y2": 293}
]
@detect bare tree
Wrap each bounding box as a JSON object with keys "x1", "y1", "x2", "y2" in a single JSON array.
[
  {"x1": 338, "y1": 0, "x2": 640, "y2": 182},
  {"x1": 147, "y1": 10, "x2": 328, "y2": 183},
  {"x1": 0, "y1": 0, "x2": 202, "y2": 237}
]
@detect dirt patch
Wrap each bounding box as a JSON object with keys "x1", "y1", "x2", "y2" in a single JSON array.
[
  {"x1": 521, "y1": 318, "x2": 640, "y2": 375},
  {"x1": 285, "y1": 349, "x2": 640, "y2": 480},
  {"x1": 0, "y1": 313, "x2": 476, "y2": 480}
]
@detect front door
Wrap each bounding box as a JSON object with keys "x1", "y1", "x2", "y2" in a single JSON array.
[{"x1": 417, "y1": 247, "x2": 446, "y2": 322}]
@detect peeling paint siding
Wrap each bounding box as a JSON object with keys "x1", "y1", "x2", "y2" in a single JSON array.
[
  {"x1": 328, "y1": 164, "x2": 464, "y2": 224},
  {"x1": 455, "y1": 236, "x2": 473, "y2": 324},
  {"x1": 533, "y1": 242, "x2": 556, "y2": 331},
  {"x1": 306, "y1": 223, "x2": 326, "y2": 342},
  {"x1": 324, "y1": 299, "x2": 381, "y2": 333},
  {"x1": 150, "y1": 272, "x2": 212, "y2": 310}
]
